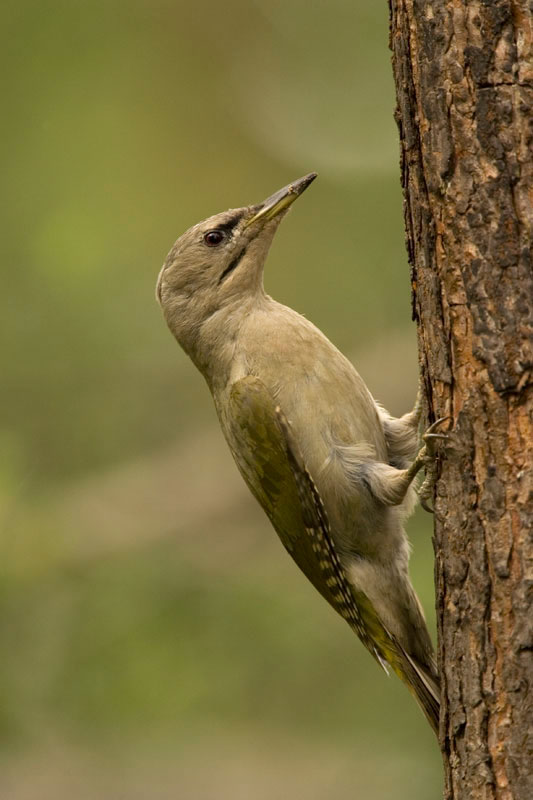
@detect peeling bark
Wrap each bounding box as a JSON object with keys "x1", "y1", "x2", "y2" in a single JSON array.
[{"x1": 388, "y1": 2, "x2": 533, "y2": 798}]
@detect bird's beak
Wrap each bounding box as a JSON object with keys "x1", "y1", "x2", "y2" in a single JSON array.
[{"x1": 245, "y1": 173, "x2": 317, "y2": 228}]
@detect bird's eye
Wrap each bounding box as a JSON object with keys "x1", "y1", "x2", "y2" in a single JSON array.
[{"x1": 204, "y1": 230, "x2": 225, "y2": 247}]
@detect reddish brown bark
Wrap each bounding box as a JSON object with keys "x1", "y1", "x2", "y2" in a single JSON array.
[{"x1": 389, "y1": 2, "x2": 533, "y2": 798}]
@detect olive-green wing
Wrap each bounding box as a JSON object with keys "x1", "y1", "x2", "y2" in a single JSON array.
[
  {"x1": 228, "y1": 376, "x2": 441, "y2": 733},
  {"x1": 228, "y1": 375, "x2": 385, "y2": 665}
]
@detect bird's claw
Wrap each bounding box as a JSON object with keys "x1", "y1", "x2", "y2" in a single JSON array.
[{"x1": 417, "y1": 416, "x2": 453, "y2": 513}]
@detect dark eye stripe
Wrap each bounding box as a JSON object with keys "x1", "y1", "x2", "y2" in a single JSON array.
[
  {"x1": 216, "y1": 212, "x2": 244, "y2": 234},
  {"x1": 218, "y1": 246, "x2": 246, "y2": 284}
]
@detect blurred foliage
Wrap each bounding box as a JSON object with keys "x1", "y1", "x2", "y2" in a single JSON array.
[{"x1": 1, "y1": 1, "x2": 442, "y2": 797}]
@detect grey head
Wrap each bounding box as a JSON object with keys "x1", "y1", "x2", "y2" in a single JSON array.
[{"x1": 156, "y1": 173, "x2": 317, "y2": 374}]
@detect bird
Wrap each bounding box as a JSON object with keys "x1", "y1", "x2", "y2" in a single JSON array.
[{"x1": 156, "y1": 173, "x2": 441, "y2": 735}]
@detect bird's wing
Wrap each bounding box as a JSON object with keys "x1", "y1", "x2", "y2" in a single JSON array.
[
  {"x1": 229, "y1": 377, "x2": 390, "y2": 662},
  {"x1": 228, "y1": 375, "x2": 440, "y2": 732}
]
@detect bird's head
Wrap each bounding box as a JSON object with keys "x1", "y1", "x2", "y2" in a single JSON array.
[{"x1": 156, "y1": 173, "x2": 317, "y2": 368}]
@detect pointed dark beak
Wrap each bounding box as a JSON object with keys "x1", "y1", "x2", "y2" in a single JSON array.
[{"x1": 246, "y1": 173, "x2": 317, "y2": 227}]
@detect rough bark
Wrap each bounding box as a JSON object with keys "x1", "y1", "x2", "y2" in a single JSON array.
[{"x1": 388, "y1": 2, "x2": 533, "y2": 798}]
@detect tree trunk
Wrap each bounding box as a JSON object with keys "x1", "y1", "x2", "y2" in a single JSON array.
[{"x1": 388, "y1": 2, "x2": 533, "y2": 798}]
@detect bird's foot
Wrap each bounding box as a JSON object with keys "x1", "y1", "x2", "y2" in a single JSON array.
[{"x1": 415, "y1": 417, "x2": 453, "y2": 513}]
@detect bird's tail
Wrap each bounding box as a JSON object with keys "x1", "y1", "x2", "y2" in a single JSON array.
[
  {"x1": 396, "y1": 648, "x2": 440, "y2": 736},
  {"x1": 348, "y1": 588, "x2": 440, "y2": 736}
]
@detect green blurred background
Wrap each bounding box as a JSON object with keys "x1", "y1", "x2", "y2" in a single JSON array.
[{"x1": 1, "y1": 1, "x2": 442, "y2": 797}]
